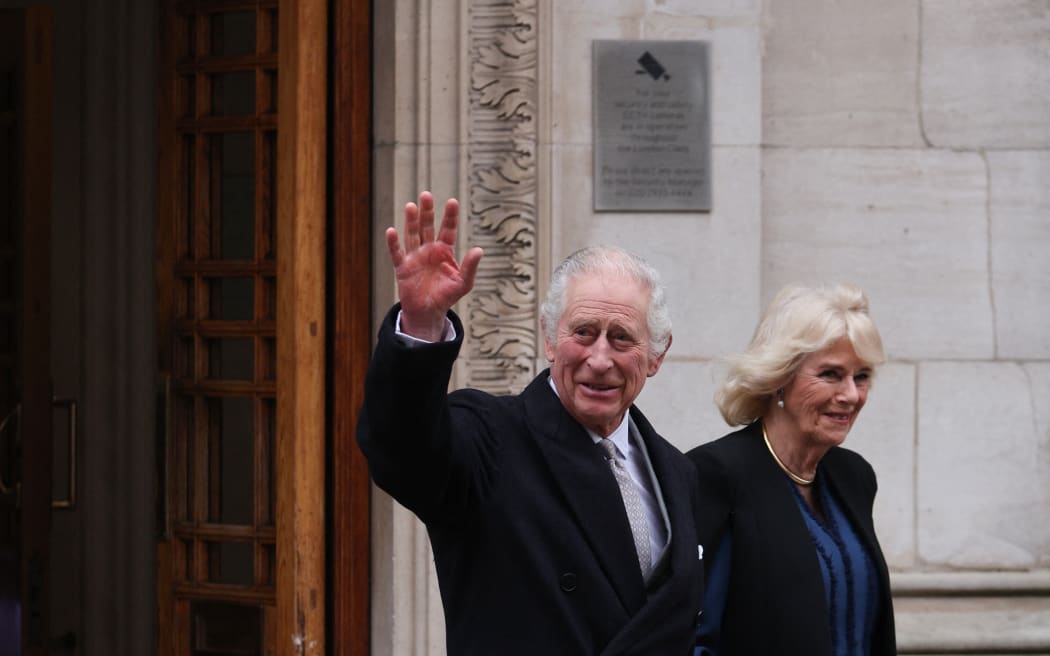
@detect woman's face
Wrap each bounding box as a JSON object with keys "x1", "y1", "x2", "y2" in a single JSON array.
[{"x1": 780, "y1": 338, "x2": 873, "y2": 449}]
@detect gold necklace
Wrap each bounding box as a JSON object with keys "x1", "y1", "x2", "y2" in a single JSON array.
[{"x1": 761, "y1": 421, "x2": 814, "y2": 486}]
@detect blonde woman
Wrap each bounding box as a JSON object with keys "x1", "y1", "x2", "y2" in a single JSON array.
[{"x1": 690, "y1": 283, "x2": 896, "y2": 656}]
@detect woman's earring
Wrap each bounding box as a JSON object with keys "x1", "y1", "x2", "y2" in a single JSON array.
[{"x1": 776, "y1": 390, "x2": 785, "y2": 409}]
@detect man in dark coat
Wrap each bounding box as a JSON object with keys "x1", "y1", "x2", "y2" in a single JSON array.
[{"x1": 357, "y1": 191, "x2": 704, "y2": 655}]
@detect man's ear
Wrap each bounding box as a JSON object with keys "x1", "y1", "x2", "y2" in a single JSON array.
[
  {"x1": 647, "y1": 334, "x2": 672, "y2": 377},
  {"x1": 543, "y1": 335, "x2": 556, "y2": 363}
]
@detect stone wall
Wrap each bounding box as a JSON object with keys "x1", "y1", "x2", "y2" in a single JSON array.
[{"x1": 370, "y1": 0, "x2": 1050, "y2": 653}]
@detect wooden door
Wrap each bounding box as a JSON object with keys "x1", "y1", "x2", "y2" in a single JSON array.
[
  {"x1": 156, "y1": 0, "x2": 372, "y2": 653},
  {"x1": 156, "y1": 3, "x2": 283, "y2": 653},
  {"x1": 0, "y1": 7, "x2": 52, "y2": 656},
  {"x1": 330, "y1": 0, "x2": 372, "y2": 652}
]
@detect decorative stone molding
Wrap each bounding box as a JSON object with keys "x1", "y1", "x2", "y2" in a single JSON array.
[{"x1": 463, "y1": 0, "x2": 540, "y2": 395}]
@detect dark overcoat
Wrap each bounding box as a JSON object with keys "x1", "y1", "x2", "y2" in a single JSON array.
[
  {"x1": 688, "y1": 422, "x2": 896, "y2": 655},
  {"x1": 358, "y1": 306, "x2": 705, "y2": 655}
]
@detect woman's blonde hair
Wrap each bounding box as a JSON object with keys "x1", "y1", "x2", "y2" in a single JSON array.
[{"x1": 716, "y1": 283, "x2": 885, "y2": 426}]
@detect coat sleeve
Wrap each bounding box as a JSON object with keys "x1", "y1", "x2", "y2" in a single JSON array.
[{"x1": 355, "y1": 305, "x2": 488, "y2": 524}]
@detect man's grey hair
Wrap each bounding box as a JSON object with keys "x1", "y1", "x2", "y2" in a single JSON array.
[{"x1": 539, "y1": 245, "x2": 672, "y2": 357}]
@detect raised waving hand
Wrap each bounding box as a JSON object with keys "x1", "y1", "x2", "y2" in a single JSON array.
[{"x1": 386, "y1": 191, "x2": 484, "y2": 341}]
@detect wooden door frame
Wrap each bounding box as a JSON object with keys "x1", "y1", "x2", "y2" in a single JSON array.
[
  {"x1": 275, "y1": 0, "x2": 328, "y2": 653},
  {"x1": 275, "y1": 0, "x2": 373, "y2": 652},
  {"x1": 329, "y1": 0, "x2": 372, "y2": 653},
  {"x1": 14, "y1": 8, "x2": 53, "y2": 655},
  {"x1": 0, "y1": 6, "x2": 51, "y2": 653}
]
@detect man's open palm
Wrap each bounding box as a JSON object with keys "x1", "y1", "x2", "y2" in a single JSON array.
[{"x1": 386, "y1": 191, "x2": 484, "y2": 341}]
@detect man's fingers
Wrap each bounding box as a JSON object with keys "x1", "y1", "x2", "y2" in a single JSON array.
[
  {"x1": 436, "y1": 197, "x2": 461, "y2": 246},
  {"x1": 420, "y1": 197, "x2": 436, "y2": 244},
  {"x1": 404, "y1": 200, "x2": 421, "y2": 252},
  {"x1": 459, "y1": 246, "x2": 485, "y2": 294},
  {"x1": 417, "y1": 191, "x2": 435, "y2": 246},
  {"x1": 404, "y1": 192, "x2": 460, "y2": 248},
  {"x1": 385, "y1": 227, "x2": 404, "y2": 268}
]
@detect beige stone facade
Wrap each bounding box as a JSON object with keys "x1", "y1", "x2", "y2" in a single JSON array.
[{"x1": 369, "y1": 1, "x2": 1050, "y2": 653}]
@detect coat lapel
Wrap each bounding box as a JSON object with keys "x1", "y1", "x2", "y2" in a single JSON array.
[
  {"x1": 821, "y1": 453, "x2": 879, "y2": 551},
  {"x1": 523, "y1": 373, "x2": 647, "y2": 613},
  {"x1": 597, "y1": 408, "x2": 704, "y2": 655},
  {"x1": 741, "y1": 423, "x2": 833, "y2": 614},
  {"x1": 821, "y1": 451, "x2": 894, "y2": 616},
  {"x1": 629, "y1": 407, "x2": 687, "y2": 582}
]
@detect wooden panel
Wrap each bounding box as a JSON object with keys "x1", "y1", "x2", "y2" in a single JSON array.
[
  {"x1": 18, "y1": 9, "x2": 52, "y2": 655},
  {"x1": 156, "y1": 0, "x2": 178, "y2": 648},
  {"x1": 274, "y1": 0, "x2": 327, "y2": 654},
  {"x1": 330, "y1": 0, "x2": 372, "y2": 653},
  {"x1": 158, "y1": 3, "x2": 283, "y2": 654},
  {"x1": 159, "y1": 1, "x2": 371, "y2": 652}
]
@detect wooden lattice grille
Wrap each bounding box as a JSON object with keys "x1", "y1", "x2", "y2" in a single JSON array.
[{"x1": 162, "y1": 3, "x2": 280, "y2": 653}]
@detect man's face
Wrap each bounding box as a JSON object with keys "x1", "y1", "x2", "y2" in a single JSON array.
[{"x1": 544, "y1": 271, "x2": 668, "y2": 437}]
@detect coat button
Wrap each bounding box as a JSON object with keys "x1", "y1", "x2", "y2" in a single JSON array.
[{"x1": 560, "y1": 572, "x2": 577, "y2": 592}]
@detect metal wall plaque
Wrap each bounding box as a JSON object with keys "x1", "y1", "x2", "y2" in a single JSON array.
[{"x1": 593, "y1": 40, "x2": 711, "y2": 212}]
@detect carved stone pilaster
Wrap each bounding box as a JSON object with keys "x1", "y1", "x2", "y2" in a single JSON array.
[{"x1": 463, "y1": 0, "x2": 539, "y2": 395}]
